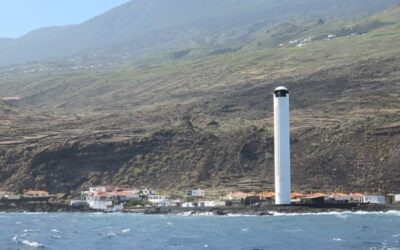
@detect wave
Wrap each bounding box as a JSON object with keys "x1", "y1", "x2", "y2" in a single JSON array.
[
  {"x1": 268, "y1": 210, "x2": 400, "y2": 217},
  {"x1": 226, "y1": 214, "x2": 256, "y2": 217},
  {"x1": 22, "y1": 212, "x2": 48, "y2": 214},
  {"x1": 106, "y1": 232, "x2": 116, "y2": 238},
  {"x1": 21, "y1": 239, "x2": 44, "y2": 248},
  {"x1": 176, "y1": 211, "x2": 193, "y2": 216},
  {"x1": 12, "y1": 235, "x2": 44, "y2": 248},
  {"x1": 23, "y1": 229, "x2": 40, "y2": 233}
]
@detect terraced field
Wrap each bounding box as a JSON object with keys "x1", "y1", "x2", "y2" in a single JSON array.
[{"x1": 0, "y1": 5, "x2": 399, "y2": 195}]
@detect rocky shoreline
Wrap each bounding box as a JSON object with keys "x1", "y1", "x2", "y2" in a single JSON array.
[
  {"x1": 137, "y1": 203, "x2": 400, "y2": 216},
  {"x1": 1, "y1": 202, "x2": 400, "y2": 215}
]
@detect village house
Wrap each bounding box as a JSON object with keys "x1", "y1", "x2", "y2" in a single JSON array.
[
  {"x1": 181, "y1": 202, "x2": 196, "y2": 208},
  {"x1": 349, "y1": 193, "x2": 365, "y2": 203},
  {"x1": 290, "y1": 192, "x2": 306, "y2": 203},
  {"x1": 79, "y1": 186, "x2": 174, "y2": 211},
  {"x1": 387, "y1": 194, "x2": 400, "y2": 204},
  {"x1": 363, "y1": 195, "x2": 387, "y2": 204},
  {"x1": 82, "y1": 186, "x2": 132, "y2": 211},
  {"x1": 139, "y1": 188, "x2": 154, "y2": 196},
  {"x1": 147, "y1": 194, "x2": 171, "y2": 207},
  {"x1": 225, "y1": 191, "x2": 253, "y2": 201},
  {"x1": 0, "y1": 191, "x2": 21, "y2": 200},
  {"x1": 243, "y1": 196, "x2": 261, "y2": 206},
  {"x1": 291, "y1": 192, "x2": 306, "y2": 199},
  {"x1": 332, "y1": 192, "x2": 349, "y2": 200},
  {"x1": 5, "y1": 194, "x2": 21, "y2": 200},
  {"x1": 198, "y1": 201, "x2": 216, "y2": 207},
  {"x1": 258, "y1": 192, "x2": 275, "y2": 201},
  {"x1": 70, "y1": 199, "x2": 87, "y2": 207},
  {"x1": 24, "y1": 190, "x2": 49, "y2": 197},
  {"x1": 124, "y1": 189, "x2": 141, "y2": 200},
  {"x1": 0, "y1": 191, "x2": 9, "y2": 199},
  {"x1": 188, "y1": 188, "x2": 205, "y2": 198},
  {"x1": 89, "y1": 186, "x2": 108, "y2": 193}
]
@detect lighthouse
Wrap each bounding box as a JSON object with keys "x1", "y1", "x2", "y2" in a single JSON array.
[{"x1": 273, "y1": 86, "x2": 291, "y2": 205}]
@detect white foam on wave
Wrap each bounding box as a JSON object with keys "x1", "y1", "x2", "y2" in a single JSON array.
[
  {"x1": 392, "y1": 234, "x2": 400, "y2": 238},
  {"x1": 335, "y1": 214, "x2": 348, "y2": 219},
  {"x1": 15, "y1": 221, "x2": 22, "y2": 224},
  {"x1": 332, "y1": 238, "x2": 344, "y2": 242},
  {"x1": 51, "y1": 229, "x2": 61, "y2": 233},
  {"x1": 177, "y1": 211, "x2": 193, "y2": 216},
  {"x1": 384, "y1": 210, "x2": 400, "y2": 216},
  {"x1": 167, "y1": 221, "x2": 174, "y2": 225},
  {"x1": 269, "y1": 210, "x2": 400, "y2": 217},
  {"x1": 106, "y1": 232, "x2": 116, "y2": 237},
  {"x1": 121, "y1": 228, "x2": 131, "y2": 233},
  {"x1": 22, "y1": 212, "x2": 48, "y2": 215},
  {"x1": 197, "y1": 212, "x2": 215, "y2": 216},
  {"x1": 241, "y1": 228, "x2": 250, "y2": 232},
  {"x1": 12, "y1": 235, "x2": 44, "y2": 248},
  {"x1": 177, "y1": 211, "x2": 231, "y2": 216},
  {"x1": 284, "y1": 228, "x2": 302, "y2": 232},
  {"x1": 21, "y1": 239, "x2": 44, "y2": 248},
  {"x1": 23, "y1": 229, "x2": 40, "y2": 233},
  {"x1": 270, "y1": 211, "x2": 344, "y2": 216},
  {"x1": 226, "y1": 214, "x2": 255, "y2": 217}
]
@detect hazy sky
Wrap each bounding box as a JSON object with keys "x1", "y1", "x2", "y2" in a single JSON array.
[{"x1": 0, "y1": 0, "x2": 130, "y2": 38}]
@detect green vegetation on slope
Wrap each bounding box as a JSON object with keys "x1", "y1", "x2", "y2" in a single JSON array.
[{"x1": 0, "y1": 5, "x2": 399, "y2": 194}]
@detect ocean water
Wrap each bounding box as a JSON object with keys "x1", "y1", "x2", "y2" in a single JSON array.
[{"x1": 1, "y1": 211, "x2": 400, "y2": 250}]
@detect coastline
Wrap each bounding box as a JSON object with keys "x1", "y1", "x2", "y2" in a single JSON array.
[{"x1": 2, "y1": 202, "x2": 400, "y2": 215}]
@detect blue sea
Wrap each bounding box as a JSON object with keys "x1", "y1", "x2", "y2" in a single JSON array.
[{"x1": 1, "y1": 211, "x2": 400, "y2": 250}]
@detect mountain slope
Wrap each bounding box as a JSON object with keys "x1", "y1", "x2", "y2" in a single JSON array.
[
  {"x1": 0, "y1": 0, "x2": 398, "y2": 65},
  {"x1": 0, "y1": 6, "x2": 399, "y2": 194},
  {"x1": 1, "y1": 4, "x2": 400, "y2": 112}
]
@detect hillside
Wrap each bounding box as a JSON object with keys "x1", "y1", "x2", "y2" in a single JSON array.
[
  {"x1": 0, "y1": 4, "x2": 399, "y2": 195},
  {"x1": 0, "y1": 0, "x2": 398, "y2": 65}
]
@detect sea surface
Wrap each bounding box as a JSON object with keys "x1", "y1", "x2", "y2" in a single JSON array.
[{"x1": 1, "y1": 211, "x2": 400, "y2": 250}]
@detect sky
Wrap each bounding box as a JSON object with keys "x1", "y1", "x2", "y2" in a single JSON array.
[{"x1": 0, "y1": 0, "x2": 130, "y2": 38}]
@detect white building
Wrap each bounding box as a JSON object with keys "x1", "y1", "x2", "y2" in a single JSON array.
[
  {"x1": 70, "y1": 200, "x2": 88, "y2": 207},
  {"x1": 363, "y1": 195, "x2": 387, "y2": 204},
  {"x1": 139, "y1": 189, "x2": 154, "y2": 196},
  {"x1": 181, "y1": 202, "x2": 196, "y2": 208},
  {"x1": 5, "y1": 194, "x2": 21, "y2": 200},
  {"x1": 89, "y1": 186, "x2": 107, "y2": 193},
  {"x1": 198, "y1": 201, "x2": 216, "y2": 207},
  {"x1": 147, "y1": 195, "x2": 171, "y2": 207},
  {"x1": 188, "y1": 188, "x2": 205, "y2": 197},
  {"x1": 214, "y1": 201, "x2": 227, "y2": 207},
  {"x1": 387, "y1": 194, "x2": 400, "y2": 203},
  {"x1": 87, "y1": 200, "x2": 112, "y2": 210},
  {"x1": 125, "y1": 189, "x2": 140, "y2": 200}
]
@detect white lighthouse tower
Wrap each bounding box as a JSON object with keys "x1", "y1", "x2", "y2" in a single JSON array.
[{"x1": 273, "y1": 86, "x2": 291, "y2": 205}]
